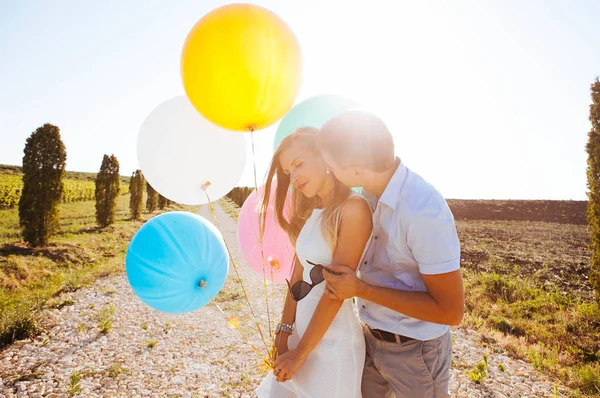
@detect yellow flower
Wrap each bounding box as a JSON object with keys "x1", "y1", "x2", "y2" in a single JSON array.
[
  {"x1": 267, "y1": 256, "x2": 280, "y2": 271},
  {"x1": 227, "y1": 316, "x2": 240, "y2": 329}
]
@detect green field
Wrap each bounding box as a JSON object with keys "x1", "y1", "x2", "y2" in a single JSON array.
[
  {"x1": 1, "y1": 195, "x2": 140, "y2": 346},
  {"x1": 0, "y1": 166, "x2": 129, "y2": 210}
]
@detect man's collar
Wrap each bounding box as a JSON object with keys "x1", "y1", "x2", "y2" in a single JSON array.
[{"x1": 364, "y1": 158, "x2": 407, "y2": 210}]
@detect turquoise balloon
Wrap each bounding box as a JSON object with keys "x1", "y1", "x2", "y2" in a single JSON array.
[
  {"x1": 126, "y1": 211, "x2": 228, "y2": 314},
  {"x1": 273, "y1": 95, "x2": 357, "y2": 151}
]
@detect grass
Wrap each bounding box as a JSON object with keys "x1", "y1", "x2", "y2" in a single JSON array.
[
  {"x1": 13, "y1": 370, "x2": 44, "y2": 382},
  {"x1": 466, "y1": 354, "x2": 488, "y2": 384},
  {"x1": 107, "y1": 363, "x2": 128, "y2": 378},
  {"x1": 48, "y1": 297, "x2": 74, "y2": 309},
  {"x1": 214, "y1": 289, "x2": 243, "y2": 303},
  {"x1": 459, "y1": 220, "x2": 600, "y2": 395},
  {"x1": 97, "y1": 303, "x2": 115, "y2": 334},
  {"x1": 68, "y1": 371, "x2": 82, "y2": 396},
  {"x1": 145, "y1": 339, "x2": 158, "y2": 348},
  {"x1": 0, "y1": 194, "x2": 189, "y2": 348}
]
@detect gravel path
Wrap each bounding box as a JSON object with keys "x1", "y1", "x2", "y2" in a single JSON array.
[{"x1": 0, "y1": 204, "x2": 572, "y2": 397}]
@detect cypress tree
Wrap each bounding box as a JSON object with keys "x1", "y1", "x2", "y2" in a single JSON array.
[{"x1": 18, "y1": 124, "x2": 66, "y2": 247}]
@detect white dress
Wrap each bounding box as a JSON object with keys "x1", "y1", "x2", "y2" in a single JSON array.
[{"x1": 256, "y1": 196, "x2": 367, "y2": 398}]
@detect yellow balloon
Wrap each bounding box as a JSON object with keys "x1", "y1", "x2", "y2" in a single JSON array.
[{"x1": 181, "y1": 4, "x2": 302, "y2": 132}]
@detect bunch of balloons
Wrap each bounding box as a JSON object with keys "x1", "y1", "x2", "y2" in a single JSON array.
[
  {"x1": 126, "y1": 3, "x2": 358, "y2": 318},
  {"x1": 126, "y1": 3, "x2": 303, "y2": 315}
]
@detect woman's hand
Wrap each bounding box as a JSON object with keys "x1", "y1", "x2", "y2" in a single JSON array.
[
  {"x1": 273, "y1": 332, "x2": 289, "y2": 360},
  {"x1": 273, "y1": 349, "x2": 307, "y2": 382}
]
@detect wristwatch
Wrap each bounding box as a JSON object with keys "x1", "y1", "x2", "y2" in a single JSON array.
[{"x1": 275, "y1": 323, "x2": 294, "y2": 335}]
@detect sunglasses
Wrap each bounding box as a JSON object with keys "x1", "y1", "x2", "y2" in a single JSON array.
[{"x1": 286, "y1": 260, "x2": 326, "y2": 301}]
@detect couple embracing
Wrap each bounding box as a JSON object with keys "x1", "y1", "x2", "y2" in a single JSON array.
[{"x1": 256, "y1": 111, "x2": 464, "y2": 398}]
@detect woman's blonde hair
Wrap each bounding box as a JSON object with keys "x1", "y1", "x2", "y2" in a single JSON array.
[{"x1": 260, "y1": 127, "x2": 351, "y2": 251}]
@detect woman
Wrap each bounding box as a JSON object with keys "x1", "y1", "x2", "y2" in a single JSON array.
[{"x1": 256, "y1": 127, "x2": 373, "y2": 398}]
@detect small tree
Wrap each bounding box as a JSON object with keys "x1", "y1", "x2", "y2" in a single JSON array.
[
  {"x1": 18, "y1": 123, "x2": 67, "y2": 247},
  {"x1": 146, "y1": 182, "x2": 158, "y2": 213},
  {"x1": 129, "y1": 170, "x2": 145, "y2": 220},
  {"x1": 128, "y1": 172, "x2": 135, "y2": 200},
  {"x1": 158, "y1": 194, "x2": 168, "y2": 210},
  {"x1": 95, "y1": 154, "x2": 121, "y2": 227},
  {"x1": 585, "y1": 77, "x2": 600, "y2": 305}
]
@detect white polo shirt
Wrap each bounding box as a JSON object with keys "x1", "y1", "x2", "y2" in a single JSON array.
[{"x1": 358, "y1": 159, "x2": 461, "y2": 340}]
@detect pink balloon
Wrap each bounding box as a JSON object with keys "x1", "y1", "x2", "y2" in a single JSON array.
[{"x1": 237, "y1": 180, "x2": 295, "y2": 284}]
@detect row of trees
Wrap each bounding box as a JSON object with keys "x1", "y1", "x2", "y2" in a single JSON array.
[
  {"x1": 226, "y1": 186, "x2": 254, "y2": 208},
  {"x1": 17, "y1": 124, "x2": 171, "y2": 247},
  {"x1": 126, "y1": 169, "x2": 170, "y2": 221}
]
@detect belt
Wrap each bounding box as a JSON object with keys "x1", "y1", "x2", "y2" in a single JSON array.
[{"x1": 367, "y1": 325, "x2": 415, "y2": 344}]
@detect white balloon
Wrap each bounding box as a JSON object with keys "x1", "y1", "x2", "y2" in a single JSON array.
[{"x1": 137, "y1": 96, "x2": 248, "y2": 205}]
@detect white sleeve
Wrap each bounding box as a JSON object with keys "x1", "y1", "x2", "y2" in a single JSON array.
[{"x1": 406, "y1": 196, "x2": 461, "y2": 275}]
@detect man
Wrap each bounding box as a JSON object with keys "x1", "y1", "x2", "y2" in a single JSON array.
[{"x1": 317, "y1": 111, "x2": 464, "y2": 398}]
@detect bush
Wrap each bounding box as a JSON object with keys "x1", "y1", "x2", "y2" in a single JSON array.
[
  {"x1": 18, "y1": 124, "x2": 66, "y2": 247},
  {"x1": 146, "y1": 182, "x2": 158, "y2": 213},
  {"x1": 129, "y1": 170, "x2": 144, "y2": 220},
  {"x1": 95, "y1": 154, "x2": 121, "y2": 227}
]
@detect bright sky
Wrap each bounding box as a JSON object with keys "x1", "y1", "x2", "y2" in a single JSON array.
[{"x1": 1, "y1": 0, "x2": 599, "y2": 200}]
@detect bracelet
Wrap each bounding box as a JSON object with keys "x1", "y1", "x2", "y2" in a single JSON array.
[{"x1": 275, "y1": 323, "x2": 294, "y2": 335}]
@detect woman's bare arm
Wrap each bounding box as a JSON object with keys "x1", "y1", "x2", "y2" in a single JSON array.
[{"x1": 274, "y1": 198, "x2": 372, "y2": 380}]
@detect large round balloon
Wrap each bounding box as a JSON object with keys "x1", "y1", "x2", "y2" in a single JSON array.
[
  {"x1": 126, "y1": 212, "x2": 228, "y2": 314},
  {"x1": 273, "y1": 95, "x2": 357, "y2": 151},
  {"x1": 137, "y1": 96, "x2": 247, "y2": 205},
  {"x1": 181, "y1": 4, "x2": 302, "y2": 132},
  {"x1": 238, "y1": 180, "x2": 294, "y2": 284}
]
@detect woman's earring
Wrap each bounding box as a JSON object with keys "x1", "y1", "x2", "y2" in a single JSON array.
[{"x1": 326, "y1": 169, "x2": 330, "y2": 175}]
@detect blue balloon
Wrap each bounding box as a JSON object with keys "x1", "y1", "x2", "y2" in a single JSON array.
[
  {"x1": 126, "y1": 212, "x2": 228, "y2": 314},
  {"x1": 273, "y1": 95, "x2": 358, "y2": 151}
]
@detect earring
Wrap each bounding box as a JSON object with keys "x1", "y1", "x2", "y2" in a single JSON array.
[{"x1": 326, "y1": 169, "x2": 330, "y2": 174}]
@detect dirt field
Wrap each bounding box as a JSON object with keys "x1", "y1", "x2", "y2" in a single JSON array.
[{"x1": 448, "y1": 199, "x2": 587, "y2": 225}]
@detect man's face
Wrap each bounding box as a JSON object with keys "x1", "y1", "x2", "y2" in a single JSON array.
[{"x1": 320, "y1": 150, "x2": 360, "y2": 188}]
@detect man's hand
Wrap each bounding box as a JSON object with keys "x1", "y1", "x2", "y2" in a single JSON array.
[{"x1": 322, "y1": 264, "x2": 364, "y2": 300}]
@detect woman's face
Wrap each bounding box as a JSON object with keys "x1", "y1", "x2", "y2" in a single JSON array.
[{"x1": 279, "y1": 145, "x2": 328, "y2": 198}]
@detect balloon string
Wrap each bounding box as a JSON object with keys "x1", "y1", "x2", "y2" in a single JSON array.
[
  {"x1": 202, "y1": 286, "x2": 273, "y2": 369},
  {"x1": 203, "y1": 190, "x2": 269, "y2": 353},
  {"x1": 250, "y1": 129, "x2": 276, "y2": 344}
]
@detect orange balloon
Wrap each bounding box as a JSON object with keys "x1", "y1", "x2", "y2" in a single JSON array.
[{"x1": 181, "y1": 4, "x2": 302, "y2": 132}]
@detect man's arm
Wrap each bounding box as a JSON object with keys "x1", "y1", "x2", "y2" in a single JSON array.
[
  {"x1": 324, "y1": 194, "x2": 464, "y2": 326},
  {"x1": 324, "y1": 267, "x2": 463, "y2": 325}
]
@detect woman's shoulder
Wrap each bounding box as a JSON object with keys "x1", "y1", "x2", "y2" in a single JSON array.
[
  {"x1": 340, "y1": 193, "x2": 372, "y2": 220},
  {"x1": 345, "y1": 192, "x2": 372, "y2": 210}
]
